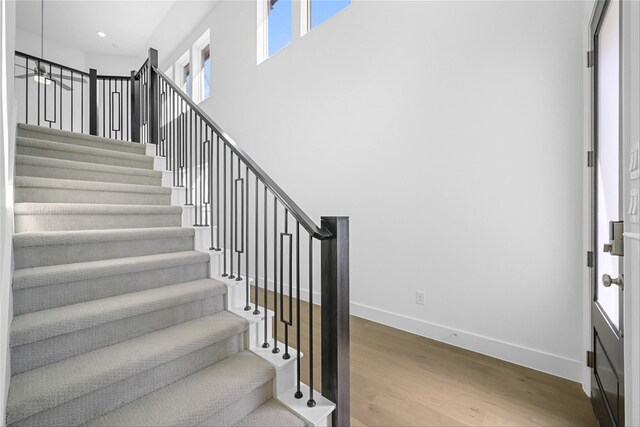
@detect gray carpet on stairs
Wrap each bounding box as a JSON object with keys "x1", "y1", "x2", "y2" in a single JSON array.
[{"x1": 7, "y1": 125, "x2": 305, "y2": 426}]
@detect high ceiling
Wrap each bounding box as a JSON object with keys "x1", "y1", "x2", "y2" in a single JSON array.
[{"x1": 16, "y1": 0, "x2": 221, "y2": 58}]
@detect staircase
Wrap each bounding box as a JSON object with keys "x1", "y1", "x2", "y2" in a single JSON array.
[{"x1": 6, "y1": 123, "x2": 313, "y2": 426}]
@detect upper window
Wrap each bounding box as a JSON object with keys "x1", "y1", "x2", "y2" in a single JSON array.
[
  {"x1": 182, "y1": 63, "x2": 191, "y2": 96},
  {"x1": 201, "y1": 45, "x2": 211, "y2": 100},
  {"x1": 172, "y1": 29, "x2": 210, "y2": 103},
  {"x1": 310, "y1": 0, "x2": 350, "y2": 29},
  {"x1": 268, "y1": 0, "x2": 292, "y2": 57}
]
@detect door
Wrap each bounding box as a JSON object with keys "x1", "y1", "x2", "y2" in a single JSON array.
[{"x1": 590, "y1": 1, "x2": 625, "y2": 426}]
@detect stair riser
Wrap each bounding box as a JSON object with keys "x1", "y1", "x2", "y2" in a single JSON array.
[
  {"x1": 15, "y1": 163, "x2": 162, "y2": 186},
  {"x1": 16, "y1": 145, "x2": 152, "y2": 170},
  {"x1": 14, "y1": 212, "x2": 181, "y2": 232},
  {"x1": 14, "y1": 235, "x2": 194, "y2": 269},
  {"x1": 17, "y1": 128, "x2": 145, "y2": 155},
  {"x1": 15, "y1": 188, "x2": 170, "y2": 206},
  {"x1": 10, "y1": 334, "x2": 246, "y2": 427},
  {"x1": 11, "y1": 295, "x2": 225, "y2": 375},
  {"x1": 13, "y1": 262, "x2": 210, "y2": 315}
]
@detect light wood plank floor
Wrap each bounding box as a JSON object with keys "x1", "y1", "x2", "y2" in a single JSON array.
[{"x1": 251, "y1": 289, "x2": 596, "y2": 426}]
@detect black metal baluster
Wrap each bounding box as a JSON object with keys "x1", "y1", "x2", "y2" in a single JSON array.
[
  {"x1": 229, "y1": 151, "x2": 235, "y2": 279},
  {"x1": 273, "y1": 196, "x2": 279, "y2": 353},
  {"x1": 262, "y1": 184, "x2": 269, "y2": 348},
  {"x1": 212, "y1": 135, "x2": 220, "y2": 250},
  {"x1": 254, "y1": 175, "x2": 260, "y2": 315},
  {"x1": 59, "y1": 66, "x2": 62, "y2": 130},
  {"x1": 102, "y1": 79, "x2": 106, "y2": 136},
  {"x1": 308, "y1": 234, "x2": 316, "y2": 407},
  {"x1": 206, "y1": 126, "x2": 212, "y2": 228},
  {"x1": 25, "y1": 57, "x2": 28, "y2": 124},
  {"x1": 70, "y1": 71, "x2": 73, "y2": 131},
  {"x1": 235, "y1": 157, "x2": 242, "y2": 281},
  {"x1": 295, "y1": 222, "x2": 302, "y2": 399},
  {"x1": 281, "y1": 210, "x2": 292, "y2": 360},
  {"x1": 222, "y1": 144, "x2": 228, "y2": 277},
  {"x1": 37, "y1": 60, "x2": 40, "y2": 126},
  {"x1": 109, "y1": 79, "x2": 112, "y2": 138},
  {"x1": 120, "y1": 79, "x2": 124, "y2": 140},
  {"x1": 244, "y1": 166, "x2": 251, "y2": 310},
  {"x1": 81, "y1": 70, "x2": 84, "y2": 133}
]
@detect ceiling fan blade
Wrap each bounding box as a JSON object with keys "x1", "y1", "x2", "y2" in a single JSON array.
[
  {"x1": 57, "y1": 80, "x2": 73, "y2": 91},
  {"x1": 15, "y1": 73, "x2": 38, "y2": 79}
]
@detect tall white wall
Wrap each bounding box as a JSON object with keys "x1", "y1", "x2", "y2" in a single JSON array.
[
  {"x1": 161, "y1": 0, "x2": 587, "y2": 381},
  {"x1": 1, "y1": 0, "x2": 17, "y2": 419}
]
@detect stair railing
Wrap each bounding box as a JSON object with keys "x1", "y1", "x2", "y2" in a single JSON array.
[
  {"x1": 140, "y1": 48, "x2": 350, "y2": 425},
  {"x1": 14, "y1": 47, "x2": 350, "y2": 425}
]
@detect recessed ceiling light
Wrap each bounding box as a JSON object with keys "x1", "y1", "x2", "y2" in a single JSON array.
[{"x1": 97, "y1": 31, "x2": 106, "y2": 38}]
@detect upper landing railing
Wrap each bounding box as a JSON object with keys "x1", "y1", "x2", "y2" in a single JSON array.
[{"x1": 13, "y1": 47, "x2": 350, "y2": 426}]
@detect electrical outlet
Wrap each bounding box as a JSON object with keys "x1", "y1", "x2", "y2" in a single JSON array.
[{"x1": 415, "y1": 291, "x2": 425, "y2": 305}]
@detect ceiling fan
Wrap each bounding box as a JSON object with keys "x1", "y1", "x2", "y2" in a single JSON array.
[{"x1": 14, "y1": 0, "x2": 86, "y2": 91}]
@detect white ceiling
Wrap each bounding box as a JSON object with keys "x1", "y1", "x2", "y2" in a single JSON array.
[{"x1": 16, "y1": 0, "x2": 220, "y2": 58}]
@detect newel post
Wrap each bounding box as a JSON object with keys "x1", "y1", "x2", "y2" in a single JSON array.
[
  {"x1": 148, "y1": 48, "x2": 159, "y2": 145},
  {"x1": 89, "y1": 68, "x2": 98, "y2": 136},
  {"x1": 321, "y1": 216, "x2": 350, "y2": 426},
  {"x1": 130, "y1": 70, "x2": 140, "y2": 143}
]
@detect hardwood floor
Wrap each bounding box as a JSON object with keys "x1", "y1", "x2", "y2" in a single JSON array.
[{"x1": 251, "y1": 288, "x2": 596, "y2": 426}]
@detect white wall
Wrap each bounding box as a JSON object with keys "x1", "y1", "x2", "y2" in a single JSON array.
[
  {"x1": 85, "y1": 53, "x2": 144, "y2": 76},
  {"x1": 161, "y1": 0, "x2": 587, "y2": 381},
  {"x1": 15, "y1": 28, "x2": 85, "y2": 71},
  {"x1": 1, "y1": 0, "x2": 17, "y2": 421}
]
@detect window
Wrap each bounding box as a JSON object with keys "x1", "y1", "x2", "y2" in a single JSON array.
[
  {"x1": 182, "y1": 63, "x2": 191, "y2": 96},
  {"x1": 311, "y1": 0, "x2": 350, "y2": 28},
  {"x1": 175, "y1": 50, "x2": 190, "y2": 97},
  {"x1": 301, "y1": 0, "x2": 350, "y2": 34},
  {"x1": 268, "y1": 0, "x2": 292, "y2": 56},
  {"x1": 257, "y1": 0, "x2": 292, "y2": 62},
  {"x1": 201, "y1": 45, "x2": 210, "y2": 100},
  {"x1": 169, "y1": 29, "x2": 210, "y2": 102}
]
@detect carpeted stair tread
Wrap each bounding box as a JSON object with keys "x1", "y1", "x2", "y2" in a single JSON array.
[
  {"x1": 14, "y1": 202, "x2": 181, "y2": 216},
  {"x1": 16, "y1": 154, "x2": 161, "y2": 179},
  {"x1": 17, "y1": 137, "x2": 153, "y2": 169},
  {"x1": 13, "y1": 227, "x2": 195, "y2": 269},
  {"x1": 11, "y1": 278, "x2": 227, "y2": 347},
  {"x1": 14, "y1": 203, "x2": 182, "y2": 232},
  {"x1": 17, "y1": 123, "x2": 147, "y2": 155},
  {"x1": 86, "y1": 351, "x2": 274, "y2": 427},
  {"x1": 233, "y1": 400, "x2": 306, "y2": 427},
  {"x1": 13, "y1": 250, "x2": 209, "y2": 290},
  {"x1": 15, "y1": 176, "x2": 170, "y2": 195},
  {"x1": 6, "y1": 311, "x2": 249, "y2": 425},
  {"x1": 13, "y1": 227, "x2": 192, "y2": 248}
]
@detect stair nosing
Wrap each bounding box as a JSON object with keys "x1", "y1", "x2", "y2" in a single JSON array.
[{"x1": 12, "y1": 250, "x2": 210, "y2": 290}]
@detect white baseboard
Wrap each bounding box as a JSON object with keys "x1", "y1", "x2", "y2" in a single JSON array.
[
  {"x1": 350, "y1": 301, "x2": 584, "y2": 383},
  {"x1": 247, "y1": 276, "x2": 584, "y2": 383}
]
